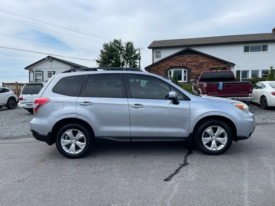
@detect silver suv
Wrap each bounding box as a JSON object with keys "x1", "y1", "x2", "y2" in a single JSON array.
[{"x1": 30, "y1": 68, "x2": 255, "y2": 158}]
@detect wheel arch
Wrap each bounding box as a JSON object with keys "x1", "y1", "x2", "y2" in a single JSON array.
[
  {"x1": 192, "y1": 115, "x2": 237, "y2": 142},
  {"x1": 50, "y1": 118, "x2": 95, "y2": 144}
]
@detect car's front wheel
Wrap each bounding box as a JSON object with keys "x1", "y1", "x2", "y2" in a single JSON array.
[
  {"x1": 260, "y1": 96, "x2": 268, "y2": 110},
  {"x1": 56, "y1": 123, "x2": 93, "y2": 158},
  {"x1": 195, "y1": 119, "x2": 233, "y2": 155}
]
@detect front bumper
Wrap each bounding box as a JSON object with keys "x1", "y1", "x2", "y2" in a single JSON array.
[
  {"x1": 31, "y1": 130, "x2": 53, "y2": 145},
  {"x1": 236, "y1": 112, "x2": 255, "y2": 141}
]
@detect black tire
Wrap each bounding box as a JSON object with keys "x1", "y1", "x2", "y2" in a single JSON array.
[
  {"x1": 194, "y1": 119, "x2": 233, "y2": 155},
  {"x1": 56, "y1": 123, "x2": 93, "y2": 159},
  {"x1": 7, "y1": 98, "x2": 16, "y2": 109},
  {"x1": 260, "y1": 96, "x2": 268, "y2": 110},
  {"x1": 27, "y1": 109, "x2": 34, "y2": 113}
]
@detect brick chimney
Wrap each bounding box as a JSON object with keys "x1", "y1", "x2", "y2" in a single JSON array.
[{"x1": 273, "y1": 27, "x2": 275, "y2": 33}]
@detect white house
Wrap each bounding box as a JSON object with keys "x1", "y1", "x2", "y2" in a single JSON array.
[
  {"x1": 148, "y1": 27, "x2": 275, "y2": 81},
  {"x1": 24, "y1": 56, "x2": 89, "y2": 82}
]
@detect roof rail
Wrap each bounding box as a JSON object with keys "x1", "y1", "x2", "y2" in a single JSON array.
[{"x1": 62, "y1": 67, "x2": 142, "y2": 73}]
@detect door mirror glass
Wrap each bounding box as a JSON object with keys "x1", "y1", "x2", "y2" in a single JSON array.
[
  {"x1": 190, "y1": 79, "x2": 195, "y2": 83},
  {"x1": 169, "y1": 91, "x2": 179, "y2": 105}
]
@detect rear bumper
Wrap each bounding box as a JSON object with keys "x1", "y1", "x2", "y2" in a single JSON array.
[
  {"x1": 225, "y1": 96, "x2": 253, "y2": 102},
  {"x1": 31, "y1": 130, "x2": 53, "y2": 145},
  {"x1": 18, "y1": 102, "x2": 33, "y2": 108}
]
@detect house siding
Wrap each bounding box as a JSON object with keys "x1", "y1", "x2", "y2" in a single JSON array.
[{"x1": 152, "y1": 42, "x2": 275, "y2": 79}]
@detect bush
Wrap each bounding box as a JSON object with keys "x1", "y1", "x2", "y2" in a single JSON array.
[
  {"x1": 267, "y1": 66, "x2": 275, "y2": 81},
  {"x1": 181, "y1": 84, "x2": 192, "y2": 94},
  {"x1": 172, "y1": 71, "x2": 179, "y2": 85},
  {"x1": 235, "y1": 77, "x2": 240, "y2": 81},
  {"x1": 245, "y1": 77, "x2": 266, "y2": 84}
]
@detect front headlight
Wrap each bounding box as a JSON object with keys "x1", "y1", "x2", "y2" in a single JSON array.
[{"x1": 232, "y1": 103, "x2": 250, "y2": 114}]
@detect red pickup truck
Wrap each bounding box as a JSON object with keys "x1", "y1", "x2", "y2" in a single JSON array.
[{"x1": 191, "y1": 70, "x2": 253, "y2": 104}]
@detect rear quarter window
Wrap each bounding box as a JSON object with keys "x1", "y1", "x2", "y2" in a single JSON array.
[
  {"x1": 22, "y1": 84, "x2": 43, "y2": 94},
  {"x1": 200, "y1": 72, "x2": 235, "y2": 81},
  {"x1": 52, "y1": 75, "x2": 85, "y2": 96}
]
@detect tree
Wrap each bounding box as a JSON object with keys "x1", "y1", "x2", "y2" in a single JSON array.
[
  {"x1": 96, "y1": 39, "x2": 140, "y2": 69},
  {"x1": 173, "y1": 71, "x2": 179, "y2": 85},
  {"x1": 267, "y1": 66, "x2": 275, "y2": 81},
  {"x1": 218, "y1": 66, "x2": 223, "y2": 70}
]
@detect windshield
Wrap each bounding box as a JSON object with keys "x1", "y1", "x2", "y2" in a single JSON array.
[
  {"x1": 269, "y1": 83, "x2": 275, "y2": 88},
  {"x1": 200, "y1": 72, "x2": 235, "y2": 81},
  {"x1": 21, "y1": 84, "x2": 43, "y2": 94}
]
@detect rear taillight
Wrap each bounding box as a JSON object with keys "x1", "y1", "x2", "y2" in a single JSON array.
[
  {"x1": 14, "y1": 92, "x2": 16, "y2": 95},
  {"x1": 33, "y1": 98, "x2": 50, "y2": 114},
  {"x1": 202, "y1": 84, "x2": 208, "y2": 94},
  {"x1": 249, "y1": 83, "x2": 253, "y2": 94},
  {"x1": 19, "y1": 95, "x2": 23, "y2": 101},
  {"x1": 271, "y1": 92, "x2": 275, "y2": 96}
]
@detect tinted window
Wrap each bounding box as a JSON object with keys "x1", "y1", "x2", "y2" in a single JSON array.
[
  {"x1": 22, "y1": 84, "x2": 43, "y2": 94},
  {"x1": 200, "y1": 72, "x2": 235, "y2": 81},
  {"x1": 127, "y1": 74, "x2": 171, "y2": 99},
  {"x1": 0, "y1": 88, "x2": 9, "y2": 93},
  {"x1": 85, "y1": 74, "x2": 123, "y2": 98},
  {"x1": 53, "y1": 75, "x2": 84, "y2": 96},
  {"x1": 269, "y1": 83, "x2": 275, "y2": 88}
]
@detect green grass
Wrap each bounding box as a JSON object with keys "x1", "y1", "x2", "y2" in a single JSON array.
[{"x1": 180, "y1": 84, "x2": 192, "y2": 94}]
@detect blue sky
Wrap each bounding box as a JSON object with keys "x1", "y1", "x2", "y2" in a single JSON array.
[{"x1": 0, "y1": 0, "x2": 275, "y2": 83}]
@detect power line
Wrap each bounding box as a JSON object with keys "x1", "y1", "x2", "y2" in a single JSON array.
[
  {"x1": 0, "y1": 17, "x2": 104, "y2": 44},
  {"x1": 0, "y1": 33, "x2": 93, "y2": 53},
  {"x1": 0, "y1": 46, "x2": 96, "y2": 61},
  {"x1": 0, "y1": 10, "x2": 110, "y2": 41}
]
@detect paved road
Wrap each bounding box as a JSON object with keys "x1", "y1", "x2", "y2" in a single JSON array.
[{"x1": 0, "y1": 125, "x2": 275, "y2": 206}]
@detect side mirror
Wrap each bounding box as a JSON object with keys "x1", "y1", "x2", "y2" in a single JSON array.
[
  {"x1": 169, "y1": 91, "x2": 179, "y2": 105},
  {"x1": 190, "y1": 79, "x2": 195, "y2": 83}
]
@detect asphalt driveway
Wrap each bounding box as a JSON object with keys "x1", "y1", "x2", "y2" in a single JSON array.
[{"x1": 0, "y1": 124, "x2": 275, "y2": 206}]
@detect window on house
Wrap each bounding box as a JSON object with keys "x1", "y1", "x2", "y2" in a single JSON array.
[
  {"x1": 155, "y1": 51, "x2": 161, "y2": 58},
  {"x1": 48, "y1": 71, "x2": 55, "y2": 78},
  {"x1": 168, "y1": 69, "x2": 187, "y2": 82},
  {"x1": 34, "y1": 72, "x2": 43, "y2": 82},
  {"x1": 262, "y1": 70, "x2": 269, "y2": 78},
  {"x1": 251, "y1": 70, "x2": 259, "y2": 78},
  {"x1": 244, "y1": 45, "x2": 268, "y2": 52},
  {"x1": 241, "y1": 71, "x2": 249, "y2": 81}
]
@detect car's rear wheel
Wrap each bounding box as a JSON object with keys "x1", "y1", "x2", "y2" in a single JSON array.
[
  {"x1": 195, "y1": 119, "x2": 233, "y2": 155},
  {"x1": 56, "y1": 123, "x2": 93, "y2": 158},
  {"x1": 7, "y1": 98, "x2": 16, "y2": 109},
  {"x1": 260, "y1": 96, "x2": 268, "y2": 110}
]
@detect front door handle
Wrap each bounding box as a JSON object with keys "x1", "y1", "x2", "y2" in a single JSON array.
[
  {"x1": 131, "y1": 104, "x2": 144, "y2": 109},
  {"x1": 80, "y1": 101, "x2": 93, "y2": 106}
]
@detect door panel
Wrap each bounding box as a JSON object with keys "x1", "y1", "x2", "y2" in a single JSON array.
[
  {"x1": 77, "y1": 73, "x2": 130, "y2": 140},
  {"x1": 128, "y1": 99, "x2": 190, "y2": 138},
  {"x1": 125, "y1": 74, "x2": 190, "y2": 139}
]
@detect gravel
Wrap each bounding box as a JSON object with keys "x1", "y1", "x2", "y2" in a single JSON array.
[
  {"x1": 249, "y1": 103, "x2": 275, "y2": 125},
  {"x1": 0, "y1": 107, "x2": 33, "y2": 139},
  {"x1": 0, "y1": 104, "x2": 274, "y2": 139}
]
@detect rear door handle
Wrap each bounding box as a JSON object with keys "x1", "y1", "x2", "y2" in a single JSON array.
[
  {"x1": 131, "y1": 104, "x2": 143, "y2": 109},
  {"x1": 80, "y1": 101, "x2": 93, "y2": 106}
]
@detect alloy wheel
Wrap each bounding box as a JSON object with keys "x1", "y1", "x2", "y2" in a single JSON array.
[
  {"x1": 202, "y1": 126, "x2": 228, "y2": 151},
  {"x1": 260, "y1": 97, "x2": 267, "y2": 109},
  {"x1": 61, "y1": 129, "x2": 86, "y2": 154},
  {"x1": 9, "y1": 99, "x2": 16, "y2": 108}
]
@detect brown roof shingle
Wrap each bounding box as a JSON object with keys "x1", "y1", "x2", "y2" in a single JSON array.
[{"x1": 148, "y1": 33, "x2": 275, "y2": 48}]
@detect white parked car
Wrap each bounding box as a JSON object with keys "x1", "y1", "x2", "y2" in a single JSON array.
[
  {"x1": 18, "y1": 83, "x2": 45, "y2": 113},
  {"x1": 0, "y1": 87, "x2": 18, "y2": 109},
  {"x1": 252, "y1": 81, "x2": 275, "y2": 109}
]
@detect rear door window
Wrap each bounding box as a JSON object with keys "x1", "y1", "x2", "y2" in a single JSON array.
[
  {"x1": 200, "y1": 72, "x2": 235, "y2": 81},
  {"x1": 22, "y1": 84, "x2": 43, "y2": 94},
  {"x1": 85, "y1": 74, "x2": 124, "y2": 98},
  {"x1": 53, "y1": 75, "x2": 85, "y2": 96},
  {"x1": 269, "y1": 83, "x2": 275, "y2": 88}
]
